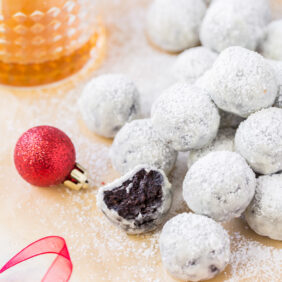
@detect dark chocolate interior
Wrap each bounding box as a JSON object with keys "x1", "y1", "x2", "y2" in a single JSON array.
[{"x1": 103, "y1": 169, "x2": 164, "y2": 227}]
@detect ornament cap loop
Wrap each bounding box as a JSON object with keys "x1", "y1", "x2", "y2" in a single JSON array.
[{"x1": 64, "y1": 163, "x2": 89, "y2": 191}]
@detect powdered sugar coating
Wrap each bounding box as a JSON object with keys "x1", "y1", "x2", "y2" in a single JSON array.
[
  {"x1": 183, "y1": 151, "x2": 256, "y2": 222},
  {"x1": 146, "y1": 0, "x2": 206, "y2": 52},
  {"x1": 235, "y1": 107, "x2": 282, "y2": 175},
  {"x1": 78, "y1": 74, "x2": 141, "y2": 138},
  {"x1": 267, "y1": 59, "x2": 282, "y2": 108},
  {"x1": 199, "y1": 47, "x2": 277, "y2": 117},
  {"x1": 151, "y1": 83, "x2": 220, "y2": 152},
  {"x1": 159, "y1": 213, "x2": 230, "y2": 281},
  {"x1": 200, "y1": 0, "x2": 271, "y2": 53},
  {"x1": 172, "y1": 47, "x2": 217, "y2": 83},
  {"x1": 187, "y1": 128, "x2": 235, "y2": 169},
  {"x1": 260, "y1": 20, "x2": 282, "y2": 60},
  {"x1": 245, "y1": 174, "x2": 282, "y2": 241},
  {"x1": 110, "y1": 119, "x2": 177, "y2": 175},
  {"x1": 97, "y1": 165, "x2": 172, "y2": 234},
  {"x1": 195, "y1": 77, "x2": 245, "y2": 128},
  {"x1": 1, "y1": 1, "x2": 281, "y2": 280}
]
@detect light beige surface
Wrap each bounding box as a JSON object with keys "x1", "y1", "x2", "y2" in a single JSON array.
[{"x1": 0, "y1": 1, "x2": 281, "y2": 281}]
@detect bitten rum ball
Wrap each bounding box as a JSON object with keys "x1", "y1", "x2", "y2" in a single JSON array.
[{"x1": 97, "y1": 165, "x2": 172, "y2": 234}]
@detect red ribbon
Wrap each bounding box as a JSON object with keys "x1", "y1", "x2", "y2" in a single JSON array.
[{"x1": 0, "y1": 236, "x2": 73, "y2": 282}]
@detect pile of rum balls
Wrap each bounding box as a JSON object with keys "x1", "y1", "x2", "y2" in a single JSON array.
[{"x1": 78, "y1": 0, "x2": 282, "y2": 281}]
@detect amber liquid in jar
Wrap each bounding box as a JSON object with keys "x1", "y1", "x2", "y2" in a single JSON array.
[{"x1": 0, "y1": 0, "x2": 103, "y2": 87}]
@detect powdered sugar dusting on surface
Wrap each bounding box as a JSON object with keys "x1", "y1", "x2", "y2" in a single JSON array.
[
  {"x1": 227, "y1": 231, "x2": 282, "y2": 282},
  {"x1": 0, "y1": 1, "x2": 281, "y2": 281}
]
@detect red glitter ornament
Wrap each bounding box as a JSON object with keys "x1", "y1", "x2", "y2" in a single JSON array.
[{"x1": 14, "y1": 126, "x2": 88, "y2": 190}]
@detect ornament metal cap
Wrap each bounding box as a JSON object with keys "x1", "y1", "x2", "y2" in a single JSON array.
[{"x1": 64, "y1": 163, "x2": 89, "y2": 191}]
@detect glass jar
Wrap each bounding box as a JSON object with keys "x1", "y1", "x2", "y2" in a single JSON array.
[{"x1": 0, "y1": 0, "x2": 105, "y2": 86}]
